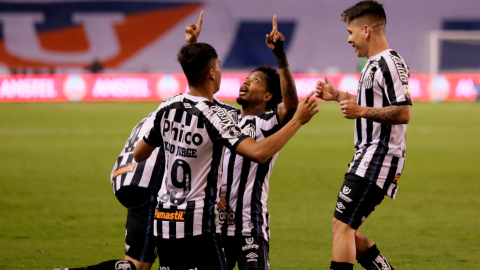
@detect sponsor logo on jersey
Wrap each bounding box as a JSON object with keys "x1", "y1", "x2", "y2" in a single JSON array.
[
  {"x1": 154, "y1": 209, "x2": 186, "y2": 221},
  {"x1": 208, "y1": 105, "x2": 242, "y2": 137},
  {"x1": 246, "y1": 252, "x2": 258, "y2": 262},
  {"x1": 390, "y1": 54, "x2": 409, "y2": 85},
  {"x1": 342, "y1": 186, "x2": 351, "y2": 195},
  {"x1": 219, "y1": 209, "x2": 235, "y2": 225},
  {"x1": 163, "y1": 119, "x2": 203, "y2": 146},
  {"x1": 115, "y1": 261, "x2": 132, "y2": 270},
  {"x1": 112, "y1": 163, "x2": 137, "y2": 179}
]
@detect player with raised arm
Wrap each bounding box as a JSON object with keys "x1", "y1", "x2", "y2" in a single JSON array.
[
  {"x1": 133, "y1": 11, "x2": 319, "y2": 270},
  {"x1": 315, "y1": 1, "x2": 411, "y2": 270},
  {"x1": 217, "y1": 16, "x2": 298, "y2": 270}
]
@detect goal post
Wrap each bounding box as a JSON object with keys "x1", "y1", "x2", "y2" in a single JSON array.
[{"x1": 429, "y1": 30, "x2": 480, "y2": 75}]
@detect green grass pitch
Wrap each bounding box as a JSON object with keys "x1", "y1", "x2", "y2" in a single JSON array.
[{"x1": 1, "y1": 101, "x2": 479, "y2": 269}]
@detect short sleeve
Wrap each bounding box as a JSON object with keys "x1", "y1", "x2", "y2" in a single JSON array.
[{"x1": 378, "y1": 51, "x2": 413, "y2": 106}]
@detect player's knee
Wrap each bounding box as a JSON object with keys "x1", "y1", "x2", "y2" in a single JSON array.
[{"x1": 332, "y1": 218, "x2": 354, "y2": 237}]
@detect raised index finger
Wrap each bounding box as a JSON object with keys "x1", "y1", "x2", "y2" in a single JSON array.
[
  {"x1": 272, "y1": 15, "x2": 277, "y2": 31},
  {"x1": 197, "y1": 11, "x2": 204, "y2": 27}
]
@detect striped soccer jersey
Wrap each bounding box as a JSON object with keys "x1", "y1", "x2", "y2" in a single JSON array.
[
  {"x1": 220, "y1": 106, "x2": 283, "y2": 242},
  {"x1": 143, "y1": 94, "x2": 249, "y2": 239},
  {"x1": 110, "y1": 108, "x2": 165, "y2": 193},
  {"x1": 348, "y1": 49, "x2": 412, "y2": 199}
]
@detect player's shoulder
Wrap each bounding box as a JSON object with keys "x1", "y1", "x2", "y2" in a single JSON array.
[{"x1": 378, "y1": 49, "x2": 408, "y2": 68}]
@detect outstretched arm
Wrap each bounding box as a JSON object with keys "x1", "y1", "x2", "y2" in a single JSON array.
[
  {"x1": 315, "y1": 74, "x2": 357, "y2": 103},
  {"x1": 185, "y1": 11, "x2": 204, "y2": 44},
  {"x1": 266, "y1": 15, "x2": 298, "y2": 125},
  {"x1": 235, "y1": 92, "x2": 319, "y2": 163}
]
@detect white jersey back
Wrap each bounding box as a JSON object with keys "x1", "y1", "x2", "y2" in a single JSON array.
[
  {"x1": 143, "y1": 94, "x2": 249, "y2": 239},
  {"x1": 348, "y1": 49, "x2": 412, "y2": 199},
  {"x1": 110, "y1": 108, "x2": 165, "y2": 193},
  {"x1": 220, "y1": 106, "x2": 282, "y2": 242}
]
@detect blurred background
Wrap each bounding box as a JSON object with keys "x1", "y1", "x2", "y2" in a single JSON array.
[{"x1": 0, "y1": 0, "x2": 479, "y2": 102}]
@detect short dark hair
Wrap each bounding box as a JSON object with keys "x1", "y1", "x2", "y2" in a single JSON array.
[
  {"x1": 177, "y1": 43, "x2": 218, "y2": 87},
  {"x1": 252, "y1": 66, "x2": 282, "y2": 111},
  {"x1": 341, "y1": 0, "x2": 386, "y2": 29}
]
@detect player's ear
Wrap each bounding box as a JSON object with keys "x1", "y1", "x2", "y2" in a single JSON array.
[
  {"x1": 364, "y1": 25, "x2": 370, "y2": 40},
  {"x1": 209, "y1": 68, "x2": 215, "y2": 81},
  {"x1": 263, "y1": 92, "x2": 273, "y2": 102}
]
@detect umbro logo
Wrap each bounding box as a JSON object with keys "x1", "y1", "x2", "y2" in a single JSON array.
[
  {"x1": 246, "y1": 252, "x2": 258, "y2": 259},
  {"x1": 342, "y1": 186, "x2": 351, "y2": 195},
  {"x1": 337, "y1": 202, "x2": 346, "y2": 210},
  {"x1": 183, "y1": 102, "x2": 192, "y2": 108}
]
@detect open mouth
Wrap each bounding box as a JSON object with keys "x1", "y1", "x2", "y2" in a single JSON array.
[{"x1": 239, "y1": 85, "x2": 249, "y2": 96}]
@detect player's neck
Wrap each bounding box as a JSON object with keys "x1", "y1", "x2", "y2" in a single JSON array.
[
  {"x1": 187, "y1": 85, "x2": 215, "y2": 102},
  {"x1": 366, "y1": 36, "x2": 389, "y2": 58},
  {"x1": 241, "y1": 103, "x2": 266, "y2": 118}
]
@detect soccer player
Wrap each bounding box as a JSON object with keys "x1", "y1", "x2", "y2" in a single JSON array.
[
  {"x1": 54, "y1": 111, "x2": 165, "y2": 270},
  {"x1": 315, "y1": 1, "x2": 412, "y2": 270},
  {"x1": 133, "y1": 15, "x2": 319, "y2": 270},
  {"x1": 217, "y1": 16, "x2": 297, "y2": 270}
]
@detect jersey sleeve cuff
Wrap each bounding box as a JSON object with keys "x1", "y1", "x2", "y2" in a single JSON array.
[
  {"x1": 143, "y1": 136, "x2": 161, "y2": 147},
  {"x1": 230, "y1": 134, "x2": 249, "y2": 151},
  {"x1": 393, "y1": 100, "x2": 412, "y2": 106}
]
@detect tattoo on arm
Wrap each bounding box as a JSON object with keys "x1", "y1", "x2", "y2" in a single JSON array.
[
  {"x1": 364, "y1": 105, "x2": 410, "y2": 125},
  {"x1": 336, "y1": 91, "x2": 357, "y2": 102}
]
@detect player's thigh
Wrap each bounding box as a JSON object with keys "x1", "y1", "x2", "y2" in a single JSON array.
[
  {"x1": 223, "y1": 236, "x2": 242, "y2": 270},
  {"x1": 157, "y1": 233, "x2": 227, "y2": 270},
  {"x1": 120, "y1": 187, "x2": 158, "y2": 263},
  {"x1": 333, "y1": 174, "x2": 385, "y2": 230},
  {"x1": 236, "y1": 237, "x2": 269, "y2": 270}
]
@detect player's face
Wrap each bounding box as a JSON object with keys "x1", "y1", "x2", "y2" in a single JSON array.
[
  {"x1": 347, "y1": 19, "x2": 367, "y2": 58},
  {"x1": 237, "y1": 71, "x2": 270, "y2": 108},
  {"x1": 213, "y1": 58, "x2": 222, "y2": 93}
]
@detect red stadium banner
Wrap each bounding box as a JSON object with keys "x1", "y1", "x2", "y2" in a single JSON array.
[{"x1": 0, "y1": 73, "x2": 478, "y2": 103}]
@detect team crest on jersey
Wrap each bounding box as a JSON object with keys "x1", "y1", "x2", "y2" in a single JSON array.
[
  {"x1": 362, "y1": 63, "x2": 377, "y2": 89},
  {"x1": 246, "y1": 237, "x2": 254, "y2": 245},
  {"x1": 342, "y1": 186, "x2": 351, "y2": 195},
  {"x1": 390, "y1": 53, "x2": 409, "y2": 85},
  {"x1": 243, "y1": 123, "x2": 256, "y2": 139}
]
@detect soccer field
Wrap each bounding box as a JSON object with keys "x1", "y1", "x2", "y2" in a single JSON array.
[{"x1": 1, "y1": 101, "x2": 479, "y2": 270}]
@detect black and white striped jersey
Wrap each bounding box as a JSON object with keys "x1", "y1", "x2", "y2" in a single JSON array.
[
  {"x1": 219, "y1": 106, "x2": 283, "y2": 242},
  {"x1": 143, "y1": 94, "x2": 249, "y2": 239},
  {"x1": 348, "y1": 49, "x2": 412, "y2": 199},
  {"x1": 110, "y1": 108, "x2": 165, "y2": 193}
]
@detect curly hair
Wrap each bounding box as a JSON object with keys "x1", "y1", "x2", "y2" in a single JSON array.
[
  {"x1": 341, "y1": 0, "x2": 386, "y2": 30},
  {"x1": 177, "y1": 43, "x2": 218, "y2": 87},
  {"x1": 251, "y1": 66, "x2": 282, "y2": 111}
]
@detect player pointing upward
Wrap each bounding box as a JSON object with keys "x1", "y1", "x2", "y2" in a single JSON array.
[
  {"x1": 134, "y1": 11, "x2": 319, "y2": 270},
  {"x1": 316, "y1": 1, "x2": 412, "y2": 270}
]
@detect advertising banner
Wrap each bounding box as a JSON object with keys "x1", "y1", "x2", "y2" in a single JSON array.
[{"x1": 0, "y1": 73, "x2": 478, "y2": 103}]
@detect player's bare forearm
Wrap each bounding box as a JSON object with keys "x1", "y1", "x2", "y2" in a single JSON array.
[
  {"x1": 133, "y1": 139, "x2": 156, "y2": 162},
  {"x1": 277, "y1": 65, "x2": 298, "y2": 125},
  {"x1": 362, "y1": 105, "x2": 411, "y2": 125},
  {"x1": 335, "y1": 90, "x2": 357, "y2": 103},
  {"x1": 235, "y1": 118, "x2": 303, "y2": 164}
]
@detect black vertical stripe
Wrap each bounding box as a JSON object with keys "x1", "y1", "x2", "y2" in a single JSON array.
[
  {"x1": 251, "y1": 158, "x2": 272, "y2": 237},
  {"x1": 185, "y1": 201, "x2": 195, "y2": 237},
  {"x1": 130, "y1": 161, "x2": 146, "y2": 186},
  {"x1": 120, "y1": 154, "x2": 134, "y2": 187},
  {"x1": 173, "y1": 108, "x2": 184, "y2": 123},
  {"x1": 382, "y1": 156, "x2": 400, "y2": 193},
  {"x1": 149, "y1": 146, "x2": 165, "y2": 192},
  {"x1": 169, "y1": 205, "x2": 177, "y2": 239},
  {"x1": 185, "y1": 113, "x2": 193, "y2": 127},
  {"x1": 202, "y1": 142, "x2": 224, "y2": 234},
  {"x1": 222, "y1": 152, "x2": 237, "y2": 237},
  {"x1": 378, "y1": 57, "x2": 397, "y2": 105},
  {"x1": 235, "y1": 159, "x2": 251, "y2": 235}
]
